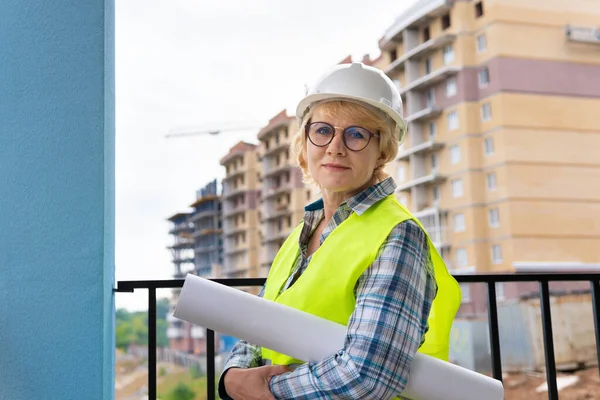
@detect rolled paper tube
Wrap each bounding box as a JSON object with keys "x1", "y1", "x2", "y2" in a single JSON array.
[{"x1": 173, "y1": 274, "x2": 504, "y2": 400}]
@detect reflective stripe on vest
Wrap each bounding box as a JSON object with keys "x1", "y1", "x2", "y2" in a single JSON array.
[{"x1": 261, "y1": 194, "x2": 461, "y2": 366}]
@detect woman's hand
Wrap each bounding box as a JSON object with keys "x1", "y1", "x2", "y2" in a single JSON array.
[{"x1": 224, "y1": 365, "x2": 291, "y2": 400}]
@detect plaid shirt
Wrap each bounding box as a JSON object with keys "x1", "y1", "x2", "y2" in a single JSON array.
[{"x1": 218, "y1": 177, "x2": 437, "y2": 399}]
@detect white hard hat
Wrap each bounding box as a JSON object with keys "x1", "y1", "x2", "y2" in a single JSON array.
[{"x1": 296, "y1": 62, "x2": 407, "y2": 143}]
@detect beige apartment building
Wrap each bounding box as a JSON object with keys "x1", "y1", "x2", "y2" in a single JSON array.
[
  {"x1": 219, "y1": 142, "x2": 262, "y2": 287},
  {"x1": 373, "y1": 0, "x2": 600, "y2": 287},
  {"x1": 256, "y1": 110, "x2": 316, "y2": 276}
]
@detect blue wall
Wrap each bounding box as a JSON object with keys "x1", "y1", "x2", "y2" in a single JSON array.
[{"x1": 0, "y1": 1, "x2": 115, "y2": 399}]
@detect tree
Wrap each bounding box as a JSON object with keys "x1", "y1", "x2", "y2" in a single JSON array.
[
  {"x1": 157, "y1": 319, "x2": 169, "y2": 347},
  {"x1": 156, "y1": 298, "x2": 170, "y2": 321},
  {"x1": 116, "y1": 308, "x2": 132, "y2": 322},
  {"x1": 116, "y1": 322, "x2": 136, "y2": 350},
  {"x1": 165, "y1": 382, "x2": 195, "y2": 400},
  {"x1": 115, "y1": 305, "x2": 168, "y2": 349}
]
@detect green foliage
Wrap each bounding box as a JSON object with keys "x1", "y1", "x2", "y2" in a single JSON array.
[
  {"x1": 156, "y1": 298, "x2": 170, "y2": 320},
  {"x1": 165, "y1": 382, "x2": 195, "y2": 400},
  {"x1": 115, "y1": 297, "x2": 170, "y2": 350}
]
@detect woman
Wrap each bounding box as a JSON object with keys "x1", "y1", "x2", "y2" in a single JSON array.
[{"x1": 218, "y1": 62, "x2": 461, "y2": 400}]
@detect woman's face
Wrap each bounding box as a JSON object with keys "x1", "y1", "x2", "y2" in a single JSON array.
[{"x1": 306, "y1": 105, "x2": 383, "y2": 198}]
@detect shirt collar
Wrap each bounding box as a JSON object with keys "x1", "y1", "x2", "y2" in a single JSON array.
[{"x1": 304, "y1": 177, "x2": 397, "y2": 216}]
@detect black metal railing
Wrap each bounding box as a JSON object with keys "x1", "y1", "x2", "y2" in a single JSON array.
[{"x1": 115, "y1": 273, "x2": 600, "y2": 400}]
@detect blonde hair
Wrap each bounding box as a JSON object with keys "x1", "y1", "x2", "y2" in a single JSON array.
[{"x1": 290, "y1": 100, "x2": 400, "y2": 186}]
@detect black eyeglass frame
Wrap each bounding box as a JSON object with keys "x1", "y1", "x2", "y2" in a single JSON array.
[{"x1": 304, "y1": 121, "x2": 380, "y2": 152}]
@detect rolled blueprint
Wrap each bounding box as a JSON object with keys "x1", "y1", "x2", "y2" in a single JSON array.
[{"x1": 173, "y1": 274, "x2": 504, "y2": 400}]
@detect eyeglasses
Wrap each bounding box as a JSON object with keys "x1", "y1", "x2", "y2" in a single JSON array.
[{"x1": 305, "y1": 121, "x2": 380, "y2": 152}]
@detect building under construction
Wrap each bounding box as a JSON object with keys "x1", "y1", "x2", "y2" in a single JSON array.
[
  {"x1": 166, "y1": 179, "x2": 224, "y2": 354},
  {"x1": 256, "y1": 110, "x2": 317, "y2": 275}
]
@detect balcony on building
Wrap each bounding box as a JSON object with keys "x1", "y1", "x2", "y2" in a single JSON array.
[
  {"x1": 222, "y1": 253, "x2": 250, "y2": 276},
  {"x1": 189, "y1": 201, "x2": 220, "y2": 222},
  {"x1": 396, "y1": 169, "x2": 446, "y2": 192},
  {"x1": 263, "y1": 162, "x2": 292, "y2": 179},
  {"x1": 220, "y1": 148, "x2": 246, "y2": 170},
  {"x1": 224, "y1": 224, "x2": 247, "y2": 237},
  {"x1": 259, "y1": 124, "x2": 291, "y2": 161},
  {"x1": 406, "y1": 105, "x2": 443, "y2": 123},
  {"x1": 224, "y1": 245, "x2": 249, "y2": 256},
  {"x1": 167, "y1": 212, "x2": 194, "y2": 235},
  {"x1": 222, "y1": 168, "x2": 245, "y2": 184},
  {"x1": 257, "y1": 109, "x2": 295, "y2": 156},
  {"x1": 411, "y1": 206, "x2": 450, "y2": 249},
  {"x1": 380, "y1": 0, "x2": 453, "y2": 48},
  {"x1": 264, "y1": 229, "x2": 290, "y2": 244},
  {"x1": 380, "y1": 0, "x2": 454, "y2": 67},
  {"x1": 397, "y1": 138, "x2": 444, "y2": 161},
  {"x1": 223, "y1": 203, "x2": 247, "y2": 220},
  {"x1": 384, "y1": 31, "x2": 456, "y2": 76},
  {"x1": 194, "y1": 242, "x2": 219, "y2": 254},
  {"x1": 264, "y1": 193, "x2": 291, "y2": 220},
  {"x1": 222, "y1": 182, "x2": 247, "y2": 202},
  {"x1": 262, "y1": 175, "x2": 293, "y2": 201},
  {"x1": 400, "y1": 65, "x2": 460, "y2": 96},
  {"x1": 167, "y1": 236, "x2": 194, "y2": 250},
  {"x1": 193, "y1": 226, "x2": 222, "y2": 238}
]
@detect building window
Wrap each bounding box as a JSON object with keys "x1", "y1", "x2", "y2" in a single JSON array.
[
  {"x1": 488, "y1": 207, "x2": 500, "y2": 227},
  {"x1": 492, "y1": 245, "x2": 502, "y2": 264},
  {"x1": 452, "y1": 178, "x2": 463, "y2": 197},
  {"x1": 484, "y1": 137, "x2": 495, "y2": 155},
  {"x1": 442, "y1": 14, "x2": 451, "y2": 30},
  {"x1": 477, "y1": 34, "x2": 487, "y2": 52},
  {"x1": 397, "y1": 164, "x2": 406, "y2": 182},
  {"x1": 486, "y1": 172, "x2": 497, "y2": 190},
  {"x1": 450, "y1": 144, "x2": 461, "y2": 164},
  {"x1": 456, "y1": 248, "x2": 468, "y2": 267},
  {"x1": 429, "y1": 122, "x2": 437, "y2": 139},
  {"x1": 425, "y1": 57, "x2": 432, "y2": 75},
  {"x1": 443, "y1": 45, "x2": 455, "y2": 64},
  {"x1": 475, "y1": 1, "x2": 484, "y2": 18},
  {"x1": 454, "y1": 213, "x2": 465, "y2": 232},
  {"x1": 446, "y1": 77, "x2": 457, "y2": 97},
  {"x1": 447, "y1": 111, "x2": 459, "y2": 130},
  {"x1": 460, "y1": 283, "x2": 471, "y2": 301},
  {"x1": 390, "y1": 49, "x2": 397, "y2": 61},
  {"x1": 481, "y1": 102, "x2": 492, "y2": 122},
  {"x1": 479, "y1": 67, "x2": 490, "y2": 87},
  {"x1": 423, "y1": 26, "x2": 431, "y2": 42},
  {"x1": 426, "y1": 88, "x2": 435, "y2": 107},
  {"x1": 433, "y1": 185, "x2": 440, "y2": 203}
]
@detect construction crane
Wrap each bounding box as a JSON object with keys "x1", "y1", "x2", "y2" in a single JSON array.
[{"x1": 165, "y1": 123, "x2": 265, "y2": 139}]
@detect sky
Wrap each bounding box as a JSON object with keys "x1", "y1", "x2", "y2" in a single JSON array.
[{"x1": 114, "y1": 0, "x2": 416, "y2": 310}]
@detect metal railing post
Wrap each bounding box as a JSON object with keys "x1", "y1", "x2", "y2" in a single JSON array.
[
  {"x1": 539, "y1": 281, "x2": 558, "y2": 400},
  {"x1": 148, "y1": 287, "x2": 157, "y2": 400},
  {"x1": 207, "y1": 329, "x2": 216, "y2": 400},
  {"x1": 487, "y1": 282, "x2": 503, "y2": 382},
  {"x1": 590, "y1": 280, "x2": 600, "y2": 380}
]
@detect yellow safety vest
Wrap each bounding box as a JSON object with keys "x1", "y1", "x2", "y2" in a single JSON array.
[{"x1": 261, "y1": 194, "x2": 461, "y2": 371}]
